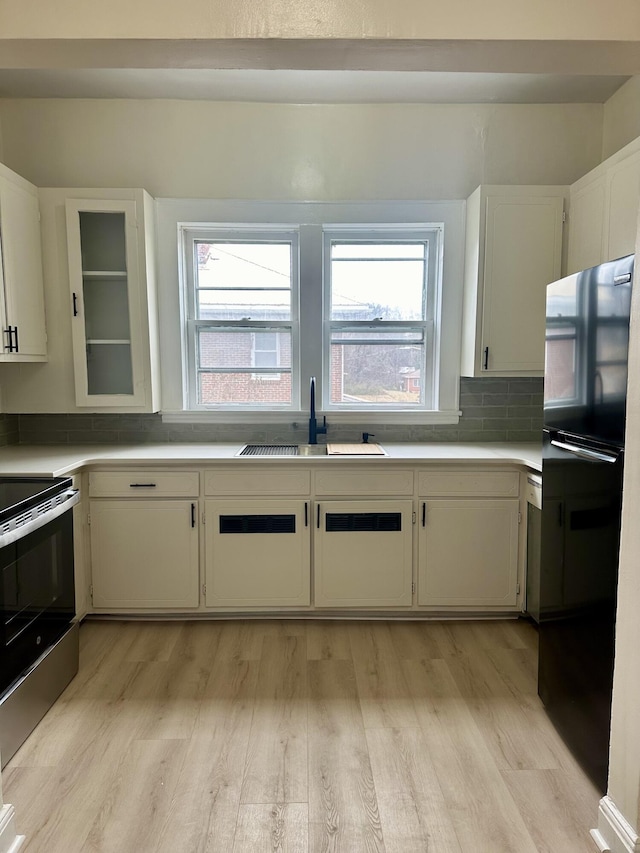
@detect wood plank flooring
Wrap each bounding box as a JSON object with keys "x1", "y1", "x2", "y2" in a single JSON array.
[{"x1": 3, "y1": 619, "x2": 601, "y2": 852}]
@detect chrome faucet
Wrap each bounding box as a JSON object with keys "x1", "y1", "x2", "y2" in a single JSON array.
[{"x1": 308, "y1": 377, "x2": 327, "y2": 445}]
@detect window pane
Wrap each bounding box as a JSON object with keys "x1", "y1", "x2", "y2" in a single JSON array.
[
  {"x1": 198, "y1": 329, "x2": 291, "y2": 369},
  {"x1": 330, "y1": 341, "x2": 424, "y2": 405},
  {"x1": 197, "y1": 289, "x2": 291, "y2": 321},
  {"x1": 330, "y1": 242, "x2": 426, "y2": 321},
  {"x1": 332, "y1": 243, "x2": 425, "y2": 260},
  {"x1": 331, "y1": 330, "x2": 424, "y2": 343},
  {"x1": 199, "y1": 372, "x2": 292, "y2": 405},
  {"x1": 195, "y1": 242, "x2": 291, "y2": 320}
]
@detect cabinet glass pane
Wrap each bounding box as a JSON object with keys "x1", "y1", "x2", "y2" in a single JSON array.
[
  {"x1": 86, "y1": 343, "x2": 133, "y2": 395},
  {"x1": 83, "y1": 277, "x2": 131, "y2": 341},
  {"x1": 79, "y1": 212, "x2": 126, "y2": 271}
]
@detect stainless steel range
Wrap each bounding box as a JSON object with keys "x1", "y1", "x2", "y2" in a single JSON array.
[{"x1": 0, "y1": 476, "x2": 80, "y2": 767}]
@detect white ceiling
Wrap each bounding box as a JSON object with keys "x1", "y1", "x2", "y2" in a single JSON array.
[{"x1": 0, "y1": 68, "x2": 630, "y2": 104}]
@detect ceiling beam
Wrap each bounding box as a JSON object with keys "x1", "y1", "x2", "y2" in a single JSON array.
[{"x1": 0, "y1": 38, "x2": 639, "y2": 76}]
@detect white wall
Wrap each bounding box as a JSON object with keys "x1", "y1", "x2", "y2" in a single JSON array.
[
  {"x1": 602, "y1": 76, "x2": 640, "y2": 161},
  {"x1": 594, "y1": 193, "x2": 640, "y2": 853},
  {"x1": 0, "y1": 96, "x2": 601, "y2": 414},
  {"x1": 0, "y1": 0, "x2": 638, "y2": 41},
  {"x1": 0, "y1": 99, "x2": 603, "y2": 200}
]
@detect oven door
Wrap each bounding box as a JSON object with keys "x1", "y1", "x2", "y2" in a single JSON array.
[{"x1": 0, "y1": 508, "x2": 75, "y2": 693}]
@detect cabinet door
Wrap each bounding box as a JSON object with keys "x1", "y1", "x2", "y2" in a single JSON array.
[
  {"x1": 567, "y1": 176, "x2": 606, "y2": 274},
  {"x1": 0, "y1": 167, "x2": 47, "y2": 360},
  {"x1": 66, "y1": 198, "x2": 149, "y2": 407},
  {"x1": 482, "y1": 195, "x2": 564, "y2": 373},
  {"x1": 90, "y1": 500, "x2": 199, "y2": 608},
  {"x1": 605, "y1": 152, "x2": 640, "y2": 262},
  {"x1": 314, "y1": 500, "x2": 413, "y2": 607},
  {"x1": 205, "y1": 500, "x2": 310, "y2": 607},
  {"x1": 418, "y1": 499, "x2": 519, "y2": 608}
]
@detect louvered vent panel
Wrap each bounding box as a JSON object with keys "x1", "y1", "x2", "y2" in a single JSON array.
[
  {"x1": 219, "y1": 514, "x2": 296, "y2": 534},
  {"x1": 14, "y1": 511, "x2": 34, "y2": 529},
  {"x1": 325, "y1": 512, "x2": 402, "y2": 533},
  {"x1": 37, "y1": 499, "x2": 54, "y2": 515}
]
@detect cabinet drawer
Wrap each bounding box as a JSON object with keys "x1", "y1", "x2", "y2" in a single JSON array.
[
  {"x1": 89, "y1": 470, "x2": 200, "y2": 498},
  {"x1": 315, "y1": 470, "x2": 414, "y2": 496},
  {"x1": 418, "y1": 470, "x2": 519, "y2": 497},
  {"x1": 205, "y1": 469, "x2": 311, "y2": 496}
]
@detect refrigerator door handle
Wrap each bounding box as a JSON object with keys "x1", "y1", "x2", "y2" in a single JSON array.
[{"x1": 550, "y1": 439, "x2": 620, "y2": 465}]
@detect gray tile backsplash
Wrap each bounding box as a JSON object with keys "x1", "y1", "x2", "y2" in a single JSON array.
[
  {"x1": 0, "y1": 414, "x2": 19, "y2": 446},
  {"x1": 15, "y1": 378, "x2": 543, "y2": 445}
]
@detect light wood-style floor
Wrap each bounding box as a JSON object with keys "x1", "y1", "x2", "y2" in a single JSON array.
[{"x1": 3, "y1": 618, "x2": 600, "y2": 852}]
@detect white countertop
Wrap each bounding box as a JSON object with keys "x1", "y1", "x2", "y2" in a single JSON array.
[{"x1": 0, "y1": 442, "x2": 542, "y2": 478}]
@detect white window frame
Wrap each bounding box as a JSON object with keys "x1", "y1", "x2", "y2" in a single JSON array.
[
  {"x1": 322, "y1": 225, "x2": 440, "y2": 412},
  {"x1": 158, "y1": 199, "x2": 464, "y2": 425},
  {"x1": 181, "y1": 225, "x2": 300, "y2": 411}
]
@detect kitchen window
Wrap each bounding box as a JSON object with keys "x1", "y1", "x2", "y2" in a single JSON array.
[
  {"x1": 164, "y1": 199, "x2": 464, "y2": 422},
  {"x1": 182, "y1": 229, "x2": 298, "y2": 409},
  {"x1": 323, "y1": 228, "x2": 436, "y2": 411}
]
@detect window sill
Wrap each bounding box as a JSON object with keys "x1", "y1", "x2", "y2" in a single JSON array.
[{"x1": 161, "y1": 410, "x2": 461, "y2": 426}]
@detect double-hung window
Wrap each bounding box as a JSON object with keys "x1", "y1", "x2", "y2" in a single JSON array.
[
  {"x1": 176, "y1": 210, "x2": 454, "y2": 419},
  {"x1": 182, "y1": 227, "x2": 299, "y2": 409},
  {"x1": 323, "y1": 226, "x2": 438, "y2": 411}
]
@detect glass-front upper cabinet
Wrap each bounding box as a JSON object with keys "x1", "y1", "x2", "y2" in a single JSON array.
[{"x1": 65, "y1": 194, "x2": 160, "y2": 409}]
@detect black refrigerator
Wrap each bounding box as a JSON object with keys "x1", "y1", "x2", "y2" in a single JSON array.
[{"x1": 538, "y1": 253, "x2": 633, "y2": 793}]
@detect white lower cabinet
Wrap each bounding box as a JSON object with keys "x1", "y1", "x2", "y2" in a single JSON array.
[
  {"x1": 418, "y1": 498, "x2": 519, "y2": 608},
  {"x1": 84, "y1": 463, "x2": 526, "y2": 615},
  {"x1": 89, "y1": 499, "x2": 200, "y2": 608},
  {"x1": 314, "y1": 500, "x2": 413, "y2": 607},
  {"x1": 204, "y1": 500, "x2": 311, "y2": 607}
]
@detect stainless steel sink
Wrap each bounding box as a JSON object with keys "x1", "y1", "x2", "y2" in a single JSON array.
[
  {"x1": 236, "y1": 443, "x2": 389, "y2": 457},
  {"x1": 236, "y1": 444, "x2": 327, "y2": 457},
  {"x1": 296, "y1": 444, "x2": 328, "y2": 456}
]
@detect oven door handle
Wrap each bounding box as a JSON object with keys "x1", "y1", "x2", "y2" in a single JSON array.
[{"x1": 0, "y1": 489, "x2": 81, "y2": 548}]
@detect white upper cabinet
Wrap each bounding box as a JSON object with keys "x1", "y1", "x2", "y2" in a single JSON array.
[
  {"x1": 65, "y1": 191, "x2": 160, "y2": 410},
  {"x1": 461, "y1": 185, "x2": 565, "y2": 377},
  {"x1": 567, "y1": 138, "x2": 640, "y2": 274},
  {"x1": 0, "y1": 162, "x2": 47, "y2": 361},
  {"x1": 605, "y1": 150, "x2": 640, "y2": 262},
  {"x1": 566, "y1": 175, "x2": 606, "y2": 274}
]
